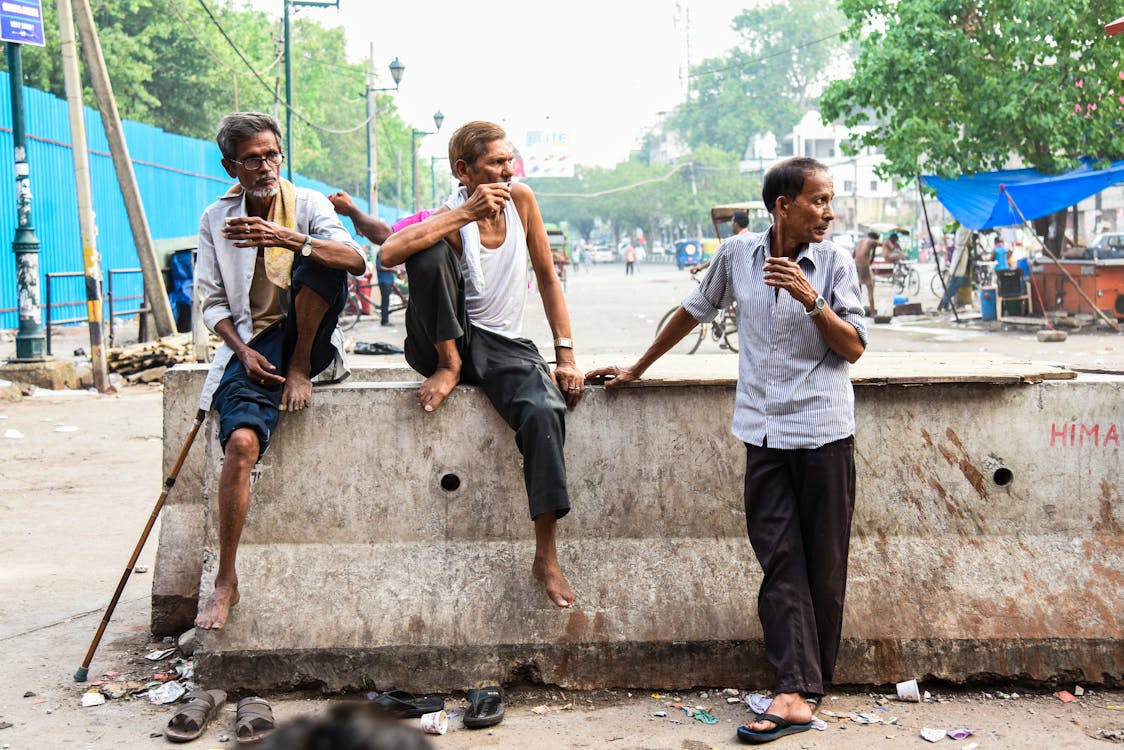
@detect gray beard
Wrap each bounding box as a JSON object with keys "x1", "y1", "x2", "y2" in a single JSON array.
[{"x1": 247, "y1": 186, "x2": 278, "y2": 199}]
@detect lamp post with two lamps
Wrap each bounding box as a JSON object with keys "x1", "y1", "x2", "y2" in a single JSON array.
[
  {"x1": 364, "y1": 47, "x2": 404, "y2": 211},
  {"x1": 411, "y1": 110, "x2": 444, "y2": 213}
]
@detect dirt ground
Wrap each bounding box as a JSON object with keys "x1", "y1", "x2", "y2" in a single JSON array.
[{"x1": 3, "y1": 262, "x2": 1124, "y2": 748}]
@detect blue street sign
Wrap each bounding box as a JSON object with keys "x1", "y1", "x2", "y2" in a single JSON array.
[{"x1": 1, "y1": 1, "x2": 44, "y2": 47}]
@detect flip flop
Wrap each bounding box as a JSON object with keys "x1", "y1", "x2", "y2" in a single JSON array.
[
  {"x1": 164, "y1": 689, "x2": 227, "y2": 743},
  {"x1": 463, "y1": 686, "x2": 504, "y2": 729},
  {"x1": 235, "y1": 696, "x2": 275, "y2": 745},
  {"x1": 737, "y1": 713, "x2": 814, "y2": 744},
  {"x1": 370, "y1": 690, "x2": 445, "y2": 719}
]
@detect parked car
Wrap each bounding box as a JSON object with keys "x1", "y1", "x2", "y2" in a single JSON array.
[{"x1": 589, "y1": 244, "x2": 616, "y2": 263}]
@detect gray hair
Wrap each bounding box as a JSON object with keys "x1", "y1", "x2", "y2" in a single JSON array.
[{"x1": 216, "y1": 112, "x2": 284, "y2": 161}]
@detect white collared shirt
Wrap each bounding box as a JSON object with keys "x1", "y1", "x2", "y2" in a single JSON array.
[{"x1": 194, "y1": 187, "x2": 363, "y2": 410}]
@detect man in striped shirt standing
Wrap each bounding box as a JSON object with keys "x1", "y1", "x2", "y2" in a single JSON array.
[{"x1": 588, "y1": 157, "x2": 867, "y2": 745}]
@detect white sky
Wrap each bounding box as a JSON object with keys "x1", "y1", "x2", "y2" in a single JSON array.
[{"x1": 251, "y1": 0, "x2": 753, "y2": 167}]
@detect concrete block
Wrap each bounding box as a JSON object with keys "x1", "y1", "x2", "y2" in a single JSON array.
[
  {"x1": 0, "y1": 358, "x2": 79, "y2": 390},
  {"x1": 156, "y1": 363, "x2": 1124, "y2": 691},
  {"x1": 1037, "y1": 329, "x2": 1068, "y2": 342}
]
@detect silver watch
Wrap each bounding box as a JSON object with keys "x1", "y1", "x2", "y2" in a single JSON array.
[
  {"x1": 300, "y1": 235, "x2": 314, "y2": 257},
  {"x1": 806, "y1": 295, "x2": 826, "y2": 317}
]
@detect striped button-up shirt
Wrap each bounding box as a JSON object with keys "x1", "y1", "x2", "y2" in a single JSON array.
[{"x1": 682, "y1": 230, "x2": 867, "y2": 450}]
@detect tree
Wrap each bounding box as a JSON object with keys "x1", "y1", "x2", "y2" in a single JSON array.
[
  {"x1": 820, "y1": 0, "x2": 1124, "y2": 179},
  {"x1": 667, "y1": 0, "x2": 850, "y2": 154},
  {"x1": 2, "y1": 0, "x2": 413, "y2": 196}
]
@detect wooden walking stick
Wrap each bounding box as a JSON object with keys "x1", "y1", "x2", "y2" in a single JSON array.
[{"x1": 74, "y1": 408, "x2": 207, "y2": 682}]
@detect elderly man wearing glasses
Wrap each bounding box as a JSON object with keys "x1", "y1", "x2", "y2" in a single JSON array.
[{"x1": 192, "y1": 111, "x2": 366, "y2": 630}]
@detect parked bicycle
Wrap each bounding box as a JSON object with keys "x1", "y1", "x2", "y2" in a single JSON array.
[
  {"x1": 339, "y1": 274, "x2": 408, "y2": 331},
  {"x1": 654, "y1": 273, "x2": 738, "y2": 354}
]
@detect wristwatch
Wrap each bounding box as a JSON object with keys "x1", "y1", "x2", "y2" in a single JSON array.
[
  {"x1": 300, "y1": 235, "x2": 314, "y2": 257},
  {"x1": 553, "y1": 337, "x2": 574, "y2": 349},
  {"x1": 806, "y1": 295, "x2": 826, "y2": 317}
]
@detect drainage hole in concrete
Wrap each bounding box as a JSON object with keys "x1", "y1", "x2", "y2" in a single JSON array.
[
  {"x1": 440, "y1": 473, "x2": 461, "y2": 492},
  {"x1": 992, "y1": 467, "x2": 1013, "y2": 486}
]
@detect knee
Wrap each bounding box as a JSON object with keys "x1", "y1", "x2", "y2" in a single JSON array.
[
  {"x1": 405, "y1": 241, "x2": 451, "y2": 280},
  {"x1": 224, "y1": 428, "x2": 260, "y2": 465}
]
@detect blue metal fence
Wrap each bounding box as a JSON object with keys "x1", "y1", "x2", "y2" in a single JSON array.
[{"x1": 0, "y1": 70, "x2": 402, "y2": 330}]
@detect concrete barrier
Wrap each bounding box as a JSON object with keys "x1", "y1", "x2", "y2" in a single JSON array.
[{"x1": 154, "y1": 356, "x2": 1123, "y2": 692}]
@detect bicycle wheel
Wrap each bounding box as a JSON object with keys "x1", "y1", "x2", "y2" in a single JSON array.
[
  {"x1": 892, "y1": 270, "x2": 906, "y2": 295},
  {"x1": 722, "y1": 311, "x2": 738, "y2": 353},
  {"x1": 339, "y1": 292, "x2": 361, "y2": 331},
  {"x1": 655, "y1": 305, "x2": 704, "y2": 354},
  {"x1": 906, "y1": 268, "x2": 921, "y2": 296},
  {"x1": 931, "y1": 268, "x2": 948, "y2": 297}
]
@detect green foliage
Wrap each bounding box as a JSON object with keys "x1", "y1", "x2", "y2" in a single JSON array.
[
  {"x1": 668, "y1": 0, "x2": 849, "y2": 153},
  {"x1": 2, "y1": 0, "x2": 413, "y2": 197},
  {"x1": 821, "y1": 0, "x2": 1124, "y2": 178}
]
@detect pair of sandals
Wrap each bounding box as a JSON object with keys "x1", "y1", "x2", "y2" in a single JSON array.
[
  {"x1": 370, "y1": 686, "x2": 504, "y2": 728},
  {"x1": 164, "y1": 690, "x2": 275, "y2": 744}
]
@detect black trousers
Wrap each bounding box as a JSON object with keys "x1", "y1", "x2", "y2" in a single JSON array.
[
  {"x1": 743, "y1": 436, "x2": 856, "y2": 696},
  {"x1": 404, "y1": 240, "x2": 570, "y2": 520},
  {"x1": 211, "y1": 255, "x2": 348, "y2": 459}
]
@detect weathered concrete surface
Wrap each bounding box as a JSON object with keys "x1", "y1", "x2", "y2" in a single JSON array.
[
  {"x1": 154, "y1": 359, "x2": 1123, "y2": 692},
  {"x1": 0, "y1": 357, "x2": 79, "y2": 389}
]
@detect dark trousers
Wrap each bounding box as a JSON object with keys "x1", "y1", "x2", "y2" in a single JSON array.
[
  {"x1": 743, "y1": 436, "x2": 856, "y2": 696},
  {"x1": 211, "y1": 255, "x2": 348, "y2": 459},
  {"x1": 404, "y1": 240, "x2": 570, "y2": 520},
  {"x1": 378, "y1": 280, "x2": 394, "y2": 324}
]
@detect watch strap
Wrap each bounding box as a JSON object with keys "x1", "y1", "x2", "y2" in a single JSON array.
[{"x1": 553, "y1": 337, "x2": 574, "y2": 349}]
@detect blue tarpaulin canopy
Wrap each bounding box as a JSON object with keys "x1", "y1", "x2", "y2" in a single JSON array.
[{"x1": 920, "y1": 159, "x2": 1124, "y2": 230}]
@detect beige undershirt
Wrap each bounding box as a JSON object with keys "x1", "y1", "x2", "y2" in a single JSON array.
[{"x1": 249, "y1": 251, "x2": 285, "y2": 336}]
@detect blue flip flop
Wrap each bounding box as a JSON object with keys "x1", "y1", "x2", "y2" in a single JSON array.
[{"x1": 737, "y1": 713, "x2": 814, "y2": 744}]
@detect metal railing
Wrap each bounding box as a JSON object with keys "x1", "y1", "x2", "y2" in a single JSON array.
[{"x1": 42, "y1": 269, "x2": 151, "y2": 355}]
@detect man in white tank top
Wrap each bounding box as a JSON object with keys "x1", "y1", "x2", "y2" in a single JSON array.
[{"x1": 381, "y1": 121, "x2": 584, "y2": 608}]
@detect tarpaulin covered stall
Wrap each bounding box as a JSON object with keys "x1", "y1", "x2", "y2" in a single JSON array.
[{"x1": 920, "y1": 159, "x2": 1124, "y2": 230}]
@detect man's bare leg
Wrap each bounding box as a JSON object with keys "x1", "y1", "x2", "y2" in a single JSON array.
[
  {"x1": 418, "y1": 339, "x2": 461, "y2": 412},
  {"x1": 743, "y1": 692, "x2": 814, "y2": 733},
  {"x1": 281, "y1": 287, "x2": 329, "y2": 412},
  {"x1": 195, "y1": 427, "x2": 258, "y2": 630},
  {"x1": 531, "y1": 511, "x2": 575, "y2": 607}
]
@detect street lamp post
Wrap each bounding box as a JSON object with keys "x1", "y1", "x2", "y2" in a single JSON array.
[
  {"x1": 283, "y1": 0, "x2": 339, "y2": 181},
  {"x1": 6, "y1": 42, "x2": 45, "y2": 360},
  {"x1": 365, "y1": 47, "x2": 404, "y2": 216},
  {"x1": 411, "y1": 109, "x2": 444, "y2": 213}
]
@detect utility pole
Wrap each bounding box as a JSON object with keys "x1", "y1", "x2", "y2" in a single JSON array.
[
  {"x1": 72, "y1": 0, "x2": 175, "y2": 337},
  {"x1": 57, "y1": 0, "x2": 108, "y2": 391},
  {"x1": 283, "y1": 0, "x2": 339, "y2": 182}
]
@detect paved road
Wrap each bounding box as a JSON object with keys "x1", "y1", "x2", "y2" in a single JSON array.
[
  {"x1": 2, "y1": 260, "x2": 1122, "y2": 749},
  {"x1": 337, "y1": 260, "x2": 1124, "y2": 373}
]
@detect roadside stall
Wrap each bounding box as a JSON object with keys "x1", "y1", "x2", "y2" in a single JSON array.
[{"x1": 921, "y1": 158, "x2": 1124, "y2": 326}]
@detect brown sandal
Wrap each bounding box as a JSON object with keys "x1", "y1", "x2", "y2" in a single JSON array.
[
  {"x1": 165, "y1": 689, "x2": 226, "y2": 743},
  {"x1": 235, "y1": 696, "x2": 275, "y2": 745}
]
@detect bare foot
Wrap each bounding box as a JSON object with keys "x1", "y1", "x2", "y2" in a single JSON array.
[
  {"x1": 195, "y1": 582, "x2": 240, "y2": 630},
  {"x1": 418, "y1": 365, "x2": 460, "y2": 412},
  {"x1": 532, "y1": 557, "x2": 576, "y2": 608},
  {"x1": 280, "y1": 371, "x2": 312, "y2": 411},
  {"x1": 744, "y1": 692, "x2": 814, "y2": 733}
]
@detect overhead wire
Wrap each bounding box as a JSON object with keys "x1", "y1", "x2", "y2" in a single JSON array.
[
  {"x1": 195, "y1": 0, "x2": 370, "y2": 135},
  {"x1": 535, "y1": 163, "x2": 691, "y2": 198},
  {"x1": 163, "y1": 0, "x2": 282, "y2": 79}
]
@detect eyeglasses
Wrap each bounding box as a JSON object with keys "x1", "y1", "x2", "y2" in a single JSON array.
[{"x1": 229, "y1": 151, "x2": 285, "y2": 171}]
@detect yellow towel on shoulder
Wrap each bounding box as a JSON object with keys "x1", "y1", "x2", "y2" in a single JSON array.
[{"x1": 226, "y1": 178, "x2": 298, "y2": 289}]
